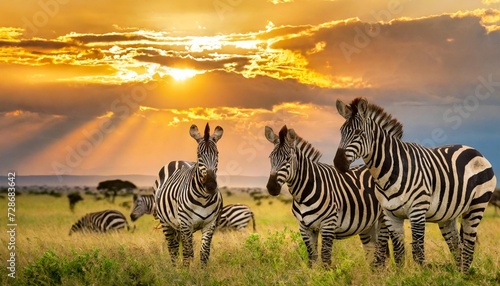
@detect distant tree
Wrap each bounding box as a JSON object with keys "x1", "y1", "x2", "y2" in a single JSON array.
[
  {"x1": 96, "y1": 180, "x2": 137, "y2": 203},
  {"x1": 67, "y1": 192, "x2": 83, "y2": 212}
]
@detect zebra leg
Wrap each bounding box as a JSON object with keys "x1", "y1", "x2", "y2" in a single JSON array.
[
  {"x1": 386, "y1": 216, "x2": 405, "y2": 265},
  {"x1": 200, "y1": 221, "x2": 217, "y2": 266},
  {"x1": 438, "y1": 219, "x2": 462, "y2": 268},
  {"x1": 358, "y1": 231, "x2": 376, "y2": 266},
  {"x1": 372, "y1": 218, "x2": 390, "y2": 268},
  {"x1": 162, "y1": 225, "x2": 180, "y2": 265},
  {"x1": 320, "y1": 227, "x2": 335, "y2": 267},
  {"x1": 179, "y1": 226, "x2": 194, "y2": 266},
  {"x1": 409, "y1": 213, "x2": 426, "y2": 265},
  {"x1": 460, "y1": 194, "x2": 491, "y2": 273},
  {"x1": 299, "y1": 224, "x2": 319, "y2": 267}
]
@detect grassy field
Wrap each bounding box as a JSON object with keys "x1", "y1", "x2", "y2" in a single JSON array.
[{"x1": 1, "y1": 189, "x2": 500, "y2": 286}]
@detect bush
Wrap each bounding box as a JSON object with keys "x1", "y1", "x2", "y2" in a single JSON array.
[{"x1": 21, "y1": 249, "x2": 154, "y2": 286}]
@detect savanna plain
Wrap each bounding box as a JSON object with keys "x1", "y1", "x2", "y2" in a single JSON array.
[{"x1": 1, "y1": 187, "x2": 500, "y2": 286}]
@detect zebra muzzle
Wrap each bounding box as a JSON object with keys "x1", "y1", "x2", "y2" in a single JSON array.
[
  {"x1": 130, "y1": 214, "x2": 138, "y2": 222},
  {"x1": 333, "y1": 148, "x2": 350, "y2": 173},
  {"x1": 266, "y1": 174, "x2": 282, "y2": 196},
  {"x1": 203, "y1": 170, "x2": 218, "y2": 193}
]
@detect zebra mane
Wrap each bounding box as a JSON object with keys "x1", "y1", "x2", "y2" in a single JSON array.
[
  {"x1": 350, "y1": 97, "x2": 404, "y2": 139},
  {"x1": 293, "y1": 133, "x2": 323, "y2": 163}
]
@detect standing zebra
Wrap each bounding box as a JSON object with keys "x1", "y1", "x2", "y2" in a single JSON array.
[
  {"x1": 155, "y1": 123, "x2": 224, "y2": 266},
  {"x1": 265, "y1": 125, "x2": 388, "y2": 267},
  {"x1": 333, "y1": 97, "x2": 496, "y2": 272},
  {"x1": 132, "y1": 161, "x2": 195, "y2": 222},
  {"x1": 69, "y1": 209, "x2": 129, "y2": 235},
  {"x1": 216, "y1": 204, "x2": 256, "y2": 232}
]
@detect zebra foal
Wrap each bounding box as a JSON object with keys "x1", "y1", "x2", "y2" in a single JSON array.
[
  {"x1": 155, "y1": 124, "x2": 224, "y2": 266},
  {"x1": 334, "y1": 97, "x2": 496, "y2": 272},
  {"x1": 69, "y1": 209, "x2": 129, "y2": 235},
  {"x1": 265, "y1": 125, "x2": 388, "y2": 267}
]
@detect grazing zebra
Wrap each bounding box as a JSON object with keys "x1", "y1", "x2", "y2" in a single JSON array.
[
  {"x1": 265, "y1": 125, "x2": 388, "y2": 267},
  {"x1": 333, "y1": 97, "x2": 496, "y2": 272},
  {"x1": 217, "y1": 204, "x2": 256, "y2": 232},
  {"x1": 155, "y1": 123, "x2": 224, "y2": 266},
  {"x1": 69, "y1": 209, "x2": 129, "y2": 235},
  {"x1": 130, "y1": 194, "x2": 157, "y2": 222}
]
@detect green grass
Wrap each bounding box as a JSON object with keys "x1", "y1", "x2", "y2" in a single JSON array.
[{"x1": 1, "y1": 191, "x2": 500, "y2": 285}]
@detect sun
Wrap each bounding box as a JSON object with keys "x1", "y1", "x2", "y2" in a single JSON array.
[{"x1": 168, "y1": 68, "x2": 199, "y2": 81}]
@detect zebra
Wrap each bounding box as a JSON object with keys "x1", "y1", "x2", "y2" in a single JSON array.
[
  {"x1": 69, "y1": 209, "x2": 129, "y2": 235},
  {"x1": 216, "y1": 204, "x2": 256, "y2": 232},
  {"x1": 333, "y1": 97, "x2": 496, "y2": 272},
  {"x1": 130, "y1": 194, "x2": 157, "y2": 222},
  {"x1": 131, "y1": 161, "x2": 195, "y2": 222},
  {"x1": 155, "y1": 123, "x2": 224, "y2": 266},
  {"x1": 265, "y1": 125, "x2": 389, "y2": 267}
]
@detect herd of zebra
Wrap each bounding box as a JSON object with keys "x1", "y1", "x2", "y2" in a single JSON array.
[{"x1": 68, "y1": 97, "x2": 497, "y2": 273}]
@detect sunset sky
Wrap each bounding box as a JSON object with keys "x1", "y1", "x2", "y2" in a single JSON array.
[{"x1": 1, "y1": 0, "x2": 499, "y2": 186}]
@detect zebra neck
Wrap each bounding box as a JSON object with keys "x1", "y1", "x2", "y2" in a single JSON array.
[
  {"x1": 364, "y1": 127, "x2": 400, "y2": 189},
  {"x1": 286, "y1": 158, "x2": 315, "y2": 201},
  {"x1": 192, "y1": 167, "x2": 215, "y2": 198}
]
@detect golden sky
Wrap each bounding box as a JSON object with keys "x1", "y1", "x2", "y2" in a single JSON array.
[{"x1": 1, "y1": 0, "x2": 499, "y2": 185}]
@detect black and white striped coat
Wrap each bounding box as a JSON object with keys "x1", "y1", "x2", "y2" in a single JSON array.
[
  {"x1": 154, "y1": 124, "x2": 224, "y2": 266},
  {"x1": 69, "y1": 209, "x2": 129, "y2": 235},
  {"x1": 265, "y1": 125, "x2": 388, "y2": 267},
  {"x1": 132, "y1": 161, "x2": 195, "y2": 222},
  {"x1": 334, "y1": 97, "x2": 496, "y2": 272},
  {"x1": 216, "y1": 204, "x2": 256, "y2": 232},
  {"x1": 131, "y1": 197, "x2": 256, "y2": 232}
]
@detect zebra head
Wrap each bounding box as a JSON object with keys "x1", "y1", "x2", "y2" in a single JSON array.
[
  {"x1": 334, "y1": 98, "x2": 372, "y2": 172},
  {"x1": 130, "y1": 194, "x2": 153, "y2": 222},
  {"x1": 265, "y1": 125, "x2": 298, "y2": 196},
  {"x1": 190, "y1": 123, "x2": 223, "y2": 194}
]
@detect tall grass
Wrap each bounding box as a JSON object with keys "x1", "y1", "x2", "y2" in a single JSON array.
[{"x1": 1, "y1": 191, "x2": 500, "y2": 285}]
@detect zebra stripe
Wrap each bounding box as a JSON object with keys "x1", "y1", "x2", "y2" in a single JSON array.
[
  {"x1": 130, "y1": 195, "x2": 256, "y2": 232},
  {"x1": 334, "y1": 97, "x2": 496, "y2": 272},
  {"x1": 155, "y1": 123, "x2": 224, "y2": 266},
  {"x1": 154, "y1": 160, "x2": 194, "y2": 194},
  {"x1": 69, "y1": 209, "x2": 129, "y2": 235},
  {"x1": 216, "y1": 204, "x2": 256, "y2": 232},
  {"x1": 131, "y1": 161, "x2": 195, "y2": 223},
  {"x1": 265, "y1": 125, "x2": 388, "y2": 267}
]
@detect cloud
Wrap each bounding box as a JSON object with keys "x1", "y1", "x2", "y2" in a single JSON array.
[{"x1": 1, "y1": 5, "x2": 500, "y2": 178}]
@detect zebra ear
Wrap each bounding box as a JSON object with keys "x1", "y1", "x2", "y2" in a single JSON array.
[
  {"x1": 287, "y1": 128, "x2": 297, "y2": 142},
  {"x1": 265, "y1": 126, "x2": 279, "y2": 144},
  {"x1": 190, "y1": 124, "x2": 203, "y2": 142},
  {"x1": 211, "y1": 126, "x2": 224, "y2": 142},
  {"x1": 336, "y1": 99, "x2": 352, "y2": 120},
  {"x1": 357, "y1": 98, "x2": 369, "y2": 120},
  {"x1": 287, "y1": 129, "x2": 298, "y2": 150}
]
